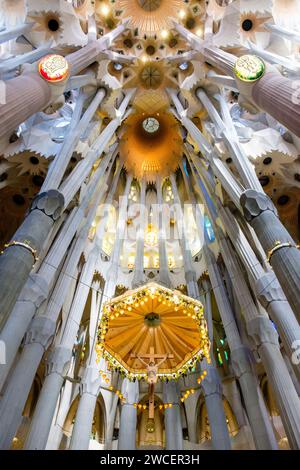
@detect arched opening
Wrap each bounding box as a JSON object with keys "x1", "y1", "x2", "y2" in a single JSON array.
[
  {"x1": 60, "y1": 393, "x2": 106, "y2": 449},
  {"x1": 260, "y1": 375, "x2": 289, "y2": 449},
  {"x1": 196, "y1": 396, "x2": 239, "y2": 445},
  {"x1": 136, "y1": 395, "x2": 165, "y2": 450},
  {"x1": 11, "y1": 377, "x2": 42, "y2": 450}
]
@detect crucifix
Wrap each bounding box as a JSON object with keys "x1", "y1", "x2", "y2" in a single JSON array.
[{"x1": 131, "y1": 347, "x2": 174, "y2": 420}]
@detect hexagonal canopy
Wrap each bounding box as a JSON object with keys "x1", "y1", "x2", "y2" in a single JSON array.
[{"x1": 96, "y1": 283, "x2": 210, "y2": 381}]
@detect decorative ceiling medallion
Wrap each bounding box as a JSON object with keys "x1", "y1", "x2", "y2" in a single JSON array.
[
  {"x1": 38, "y1": 54, "x2": 69, "y2": 83},
  {"x1": 118, "y1": 0, "x2": 183, "y2": 33},
  {"x1": 138, "y1": 0, "x2": 162, "y2": 12},
  {"x1": 234, "y1": 55, "x2": 265, "y2": 82},
  {"x1": 143, "y1": 117, "x2": 160, "y2": 134},
  {"x1": 140, "y1": 64, "x2": 163, "y2": 89}
]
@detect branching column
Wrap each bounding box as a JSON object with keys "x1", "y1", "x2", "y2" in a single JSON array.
[
  {"x1": 0, "y1": 153, "x2": 113, "y2": 387},
  {"x1": 24, "y1": 252, "x2": 98, "y2": 450},
  {"x1": 105, "y1": 174, "x2": 133, "y2": 297},
  {"x1": 173, "y1": 22, "x2": 300, "y2": 137},
  {"x1": 204, "y1": 246, "x2": 278, "y2": 449},
  {"x1": 240, "y1": 190, "x2": 300, "y2": 320},
  {"x1": 169, "y1": 173, "x2": 231, "y2": 450},
  {"x1": 0, "y1": 23, "x2": 129, "y2": 140},
  {"x1": 184, "y1": 126, "x2": 300, "y2": 369}
]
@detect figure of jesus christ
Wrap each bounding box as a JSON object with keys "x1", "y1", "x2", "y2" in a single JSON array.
[{"x1": 131, "y1": 347, "x2": 174, "y2": 384}]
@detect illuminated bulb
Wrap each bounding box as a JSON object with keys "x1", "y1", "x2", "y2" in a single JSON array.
[
  {"x1": 178, "y1": 10, "x2": 186, "y2": 19},
  {"x1": 161, "y1": 30, "x2": 169, "y2": 39},
  {"x1": 100, "y1": 4, "x2": 110, "y2": 17},
  {"x1": 141, "y1": 55, "x2": 148, "y2": 63},
  {"x1": 196, "y1": 27, "x2": 203, "y2": 37}
]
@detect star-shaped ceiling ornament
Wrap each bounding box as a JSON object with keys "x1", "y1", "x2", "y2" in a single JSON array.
[{"x1": 240, "y1": 12, "x2": 271, "y2": 43}]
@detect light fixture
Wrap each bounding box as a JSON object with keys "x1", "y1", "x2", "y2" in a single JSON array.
[
  {"x1": 143, "y1": 117, "x2": 160, "y2": 134},
  {"x1": 100, "y1": 4, "x2": 110, "y2": 17}
]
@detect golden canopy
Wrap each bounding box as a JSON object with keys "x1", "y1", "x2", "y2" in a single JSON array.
[{"x1": 96, "y1": 283, "x2": 210, "y2": 381}]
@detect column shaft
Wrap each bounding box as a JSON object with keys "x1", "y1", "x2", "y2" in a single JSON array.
[
  {"x1": 69, "y1": 393, "x2": 98, "y2": 450},
  {"x1": 241, "y1": 190, "x2": 300, "y2": 319},
  {"x1": 163, "y1": 382, "x2": 183, "y2": 450},
  {"x1": 132, "y1": 179, "x2": 147, "y2": 287},
  {"x1": 118, "y1": 380, "x2": 139, "y2": 450},
  {"x1": 0, "y1": 190, "x2": 64, "y2": 330},
  {"x1": 252, "y1": 72, "x2": 300, "y2": 138}
]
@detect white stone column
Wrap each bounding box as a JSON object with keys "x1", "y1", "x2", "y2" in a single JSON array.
[
  {"x1": 132, "y1": 178, "x2": 147, "y2": 288},
  {"x1": 156, "y1": 175, "x2": 171, "y2": 288},
  {"x1": 42, "y1": 89, "x2": 106, "y2": 192},
  {"x1": 196, "y1": 90, "x2": 262, "y2": 192},
  {"x1": 0, "y1": 184, "x2": 105, "y2": 448},
  {"x1": 69, "y1": 366, "x2": 101, "y2": 450},
  {"x1": 201, "y1": 364, "x2": 232, "y2": 450},
  {"x1": 95, "y1": 161, "x2": 123, "y2": 247},
  {"x1": 169, "y1": 173, "x2": 198, "y2": 298},
  {"x1": 60, "y1": 88, "x2": 135, "y2": 207},
  {"x1": 0, "y1": 316, "x2": 56, "y2": 449},
  {"x1": 105, "y1": 174, "x2": 133, "y2": 297},
  {"x1": 248, "y1": 316, "x2": 300, "y2": 449},
  {"x1": 0, "y1": 191, "x2": 64, "y2": 330},
  {"x1": 169, "y1": 173, "x2": 231, "y2": 449},
  {"x1": 24, "y1": 346, "x2": 71, "y2": 450},
  {"x1": 219, "y1": 207, "x2": 300, "y2": 378},
  {"x1": 163, "y1": 381, "x2": 183, "y2": 450},
  {"x1": 118, "y1": 379, "x2": 139, "y2": 450},
  {"x1": 0, "y1": 274, "x2": 48, "y2": 391}
]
